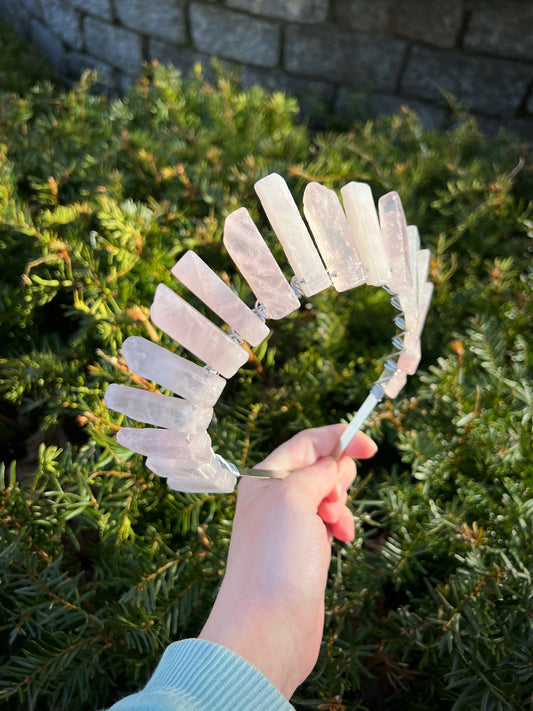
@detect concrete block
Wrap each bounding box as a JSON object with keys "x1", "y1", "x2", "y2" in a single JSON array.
[
  {"x1": 18, "y1": 0, "x2": 44, "y2": 20},
  {"x1": 332, "y1": 0, "x2": 394, "y2": 33},
  {"x1": 115, "y1": 0, "x2": 187, "y2": 45},
  {"x1": 242, "y1": 65, "x2": 336, "y2": 119},
  {"x1": 148, "y1": 40, "x2": 206, "y2": 78},
  {"x1": 69, "y1": 0, "x2": 112, "y2": 20},
  {"x1": 527, "y1": 87, "x2": 533, "y2": 115},
  {"x1": 65, "y1": 50, "x2": 114, "y2": 86},
  {"x1": 30, "y1": 18, "x2": 65, "y2": 68},
  {"x1": 227, "y1": 0, "x2": 328, "y2": 23},
  {"x1": 402, "y1": 46, "x2": 533, "y2": 117},
  {"x1": 465, "y1": 0, "x2": 533, "y2": 62},
  {"x1": 42, "y1": 0, "x2": 83, "y2": 50},
  {"x1": 474, "y1": 115, "x2": 533, "y2": 143},
  {"x1": 333, "y1": 0, "x2": 462, "y2": 48},
  {"x1": 84, "y1": 16, "x2": 143, "y2": 75},
  {"x1": 284, "y1": 24, "x2": 406, "y2": 92},
  {"x1": 0, "y1": 1, "x2": 34, "y2": 40},
  {"x1": 371, "y1": 93, "x2": 447, "y2": 129},
  {"x1": 190, "y1": 3, "x2": 280, "y2": 68}
]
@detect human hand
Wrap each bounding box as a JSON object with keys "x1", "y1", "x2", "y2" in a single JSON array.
[{"x1": 199, "y1": 425, "x2": 377, "y2": 698}]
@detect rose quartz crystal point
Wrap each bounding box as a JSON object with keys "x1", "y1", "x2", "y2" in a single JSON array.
[
  {"x1": 171, "y1": 250, "x2": 270, "y2": 347},
  {"x1": 417, "y1": 249, "x2": 431, "y2": 288},
  {"x1": 414, "y1": 281, "x2": 434, "y2": 338},
  {"x1": 122, "y1": 336, "x2": 225, "y2": 407},
  {"x1": 379, "y1": 191, "x2": 412, "y2": 294},
  {"x1": 146, "y1": 455, "x2": 237, "y2": 493},
  {"x1": 105, "y1": 383, "x2": 212, "y2": 432},
  {"x1": 150, "y1": 284, "x2": 249, "y2": 378},
  {"x1": 223, "y1": 207, "x2": 300, "y2": 319},
  {"x1": 383, "y1": 369, "x2": 408, "y2": 399},
  {"x1": 254, "y1": 173, "x2": 331, "y2": 297},
  {"x1": 399, "y1": 225, "x2": 421, "y2": 329},
  {"x1": 397, "y1": 278, "x2": 433, "y2": 375},
  {"x1": 396, "y1": 334, "x2": 422, "y2": 374},
  {"x1": 117, "y1": 428, "x2": 212, "y2": 461},
  {"x1": 303, "y1": 182, "x2": 367, "y2": 292},
  {"x1": 340, "y1": 181, "x2": 392, "y2": 286}
]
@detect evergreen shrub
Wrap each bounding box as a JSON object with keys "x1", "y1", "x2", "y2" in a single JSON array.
[{"x1": 0, "y1": 23, "x2": 532, "y2": 711}]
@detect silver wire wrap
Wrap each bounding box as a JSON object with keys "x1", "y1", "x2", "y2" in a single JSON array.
[
  {"x1": 290, "y1": 276, "x2": 306, "y2": 298},
  {"x1": 252, "y1": 301, "x2": 268, "y2": 322}
]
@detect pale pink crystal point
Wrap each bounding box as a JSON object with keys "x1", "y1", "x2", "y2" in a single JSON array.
[
  {"x1": 146, "y1": 455, "x2": 237, "y2": 493},
  {"x1": 223, "y1": 207, "x2": 300, "y2": 319},
  {"x1": 254, "y1": 173, "x2": 330, "y2": 297},
  {"x1": 379, "y1": 191, "x2": 412, "y2": 294},
  {"x1": 383, "y1": 369, "x2": 408, "y2": 399},
  {"x1": 171, "y1": 251, "x2": 270, "y2": 347},
  {"x1": 417, "y1": 249, "x2": 431, "y2": 287},
  {"x1": 303, "y1": 182, "x2": 367, "y2": 292},
  {"x1": 122, "y1": 336, "x2": 225, "y2": 407},
  {"x1": 340, "y1": 181, "x2": 391, "y2": 286},
  {"x1": 105, "y1": 383, "x2": 212, "y2": 432},
  {"x1": 413, "y1": 281, "x2": 434, "y2": 338},
  {"x1": 150, "y1": 284, "x2": 249, "y2": 378},
  {"x1": 117, "y1": 428, "x2": 212, "y2": 461},
  {"x1": 399, "y1": 225, "x2": 421, "y2": 329},
  {"x1": 397, "y1": 337, "x2": 422, "y2": 375}
]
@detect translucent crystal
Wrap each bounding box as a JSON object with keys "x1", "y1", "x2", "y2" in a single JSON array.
[
  {"x1": 383, "y1": 369, "x2": 408, "y2": 398},
  {"x1": 379, "y1": 191, "x2": 412, "y2": 294},
  {"x1": 150, "y1": 284, "x2": 249, "y2": 379},
  {"x1": 303, "y1": 182, "x2": 367, "y2": 292},
  {"x1": 122, "y1": 336, "x2": 225, "y2": 407},
  {"x1": 340, "y1": 181, "x2": 392, "y2": 286},
  {"x1": 146, "y1": 455, "x2": 237, "y2": 493},
  {"x1": 117, "y1": 427, "x2": 212, "y2": 460},
  {"x1": 254, "y1": 173, "x2": 331, "y2": 296},
  {"x1": 417, "y1": 248, "x2": 431, "y2": 287},
  {"x1": 223, "y1": 207, "x2": 300, "y2": 319},
  {"x1": 413, "y1": 281, "x2": 434, "y2": 338},
  {"x1": 399, "y1": 225, "x2": 421, "y2": 329},
  {"x1": 397, "y1": 335, "x2": 421, "y2": 374},
  {"x1": 397, "y1": 278, "x2": 433, "y2": 375},
  {"x1": 105, "y1": 383, "x2": 212, "y2": 431},
  {"x1": 171, "y1": 250, "x2": 270, "y2": 347}
]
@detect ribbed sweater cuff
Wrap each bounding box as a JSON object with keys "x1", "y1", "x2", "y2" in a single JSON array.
[{"x1": 109, "y1": 638, "x2": 294, "y2": 711}]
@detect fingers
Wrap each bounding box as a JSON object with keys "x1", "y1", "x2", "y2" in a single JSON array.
[
  {"x1": 328, "y1": 506, "x2": 356, "y2": 542},
  {"x1": 258, "y1": 424, "x2": 376, "y2": 472},
  {"x1": 342, "y1": 430, "x2": 378, "y2": 461}
]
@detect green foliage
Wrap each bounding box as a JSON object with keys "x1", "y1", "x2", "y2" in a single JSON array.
[{"x1": 1, "y1": 24, "x2": 532, "y2": 711}]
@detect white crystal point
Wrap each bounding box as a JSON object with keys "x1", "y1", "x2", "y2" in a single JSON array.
[
  {"x1": 122, "y1": 336, "x2": 225, "y2": 407},
  {"x1": 105, "y1": 383, "x2": 212, "y2": 432},
  {"x1": 117, "y1": 427, "x2": 212, "y2": 461},
  {"x1": 340, "y1": 181, "x2": 392, "y2": 286},
  {"x1": 303, "y1": 182, "x2": 367, "y2": 292},
  {"x1": 223, "y1": 207, "x2": 300, "y2": 320},
  {"x1": 254, "y1": 173, "x2": 331, "y2": 297},
  {"x1": 383, "y1": 369, "x2": 408, "y2": 399},
  {"x1": 146, "y1": 455, "x2": 237, "y2": 493},
  {"x1": 150, "y1": 284, "x2": 249, "y2": 379},
  {"x1": 399, "y1": 225, "x2": 421, "y2": 329},
  {"x1": 171, "y1": 251, "x2": 270, "y2": 347},
  {"x1": 416, "y1": 248, "x2": 431, "y2": 287},
  {"x1": 413, "y1": 281, "x2": 434, "y2": 338},
  {"x1": 379, "y1": 191, "x2": 413, "y2": 294}
]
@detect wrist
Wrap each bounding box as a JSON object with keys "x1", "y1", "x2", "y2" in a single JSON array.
[{"x1": 199, "y1": 587, "x2": 298, "y2": 698}]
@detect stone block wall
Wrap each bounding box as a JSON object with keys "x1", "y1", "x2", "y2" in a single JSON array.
[{"x1": 1, "y1": 0, "x2": 532, "y2": 139}]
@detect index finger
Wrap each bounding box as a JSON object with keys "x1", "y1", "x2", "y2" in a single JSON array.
[{"x1": 258, "y1": 424, "x2": 377, "y2": 472}]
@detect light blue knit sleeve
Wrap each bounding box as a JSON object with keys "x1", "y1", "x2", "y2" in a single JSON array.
[{"x1": 107, "y1": 638, "x2": 294, "y2": 711}]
